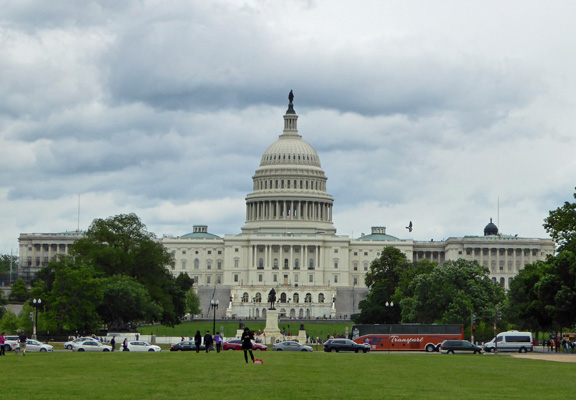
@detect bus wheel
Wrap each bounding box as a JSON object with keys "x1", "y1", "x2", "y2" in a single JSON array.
[
  {"x1": 425, "y1": 344, "x2": 435, "y2": 353},
  {"x1": 519, "y1": 347, "x2": 527, "y2": 353}
]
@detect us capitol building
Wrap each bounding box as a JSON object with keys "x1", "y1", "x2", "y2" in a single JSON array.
[{"x1": 19, "y1": 94, "x2": 555, "y2": 319}]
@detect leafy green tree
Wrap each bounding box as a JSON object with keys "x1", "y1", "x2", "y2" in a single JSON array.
[
  {"x1": 98, "y1": 275, "x2": 162, "y2": 331},
  {"x1": 38, "y1": 258, "x2": 103, "y2": 333},
  {"x1": 400, "y1": 259, "x2": 505, "y2": 325},
  {"x1": 71, "y1": 213, "x2": 184, "y2": 327},
  {"x1": 0, "y1": 254, "x2": 18, "y2": 272},
  {"x1": 354, "y1": 247, "x2": 408, "y2": 324},
  {"x1": 9, "y1": 278, "x2": 29, "y2": 303},
  {"x1": 176, "y1": 273, "x2": 194, "y2": 292},
  {"x1": 544, "y1": 188, "x2": 576, "y2": 253},
  {"x1": 185, "y1": 288, "x2": 202, "y2": 317},
  {"x1": 0, "y1": 309, "x2": 19, "y2": 333}
]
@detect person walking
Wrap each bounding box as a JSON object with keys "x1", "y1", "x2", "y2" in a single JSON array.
[
  {"x1": 122, "y1": 338, "x2": 129, "y2": 352},
  {"x1": 204, "y1": 331, "x2": 213, "y2": 353},
  {"x1": 18, "y1": 331, "x2": 27, "y2": 356},
  {"x1": 0, "y1": 332, "x2": 5, "y2": 356},
  {"x1": 110, "y1": 336, "x2": 116, "y2": 352},
  {"x1": 214, "y1": 332, "x2": 223, "y2": 353},
  {"x1": 241, "y1": 327, "x2": 255, "y2": 364},
  {"x1": 194, "y1": 330, "x2": 202, "y2": 353}
]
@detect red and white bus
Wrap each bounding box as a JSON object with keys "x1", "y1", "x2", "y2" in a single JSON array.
[{"x1": 351, "y1": 324, "x2": 464, "y2": 352}]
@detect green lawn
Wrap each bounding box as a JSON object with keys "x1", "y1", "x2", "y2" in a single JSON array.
[{"x1": 2, "y1": 351, "x2": 575, "y2": 399}]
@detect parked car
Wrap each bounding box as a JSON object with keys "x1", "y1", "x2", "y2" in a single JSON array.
[
  {"x1": 121, "y1": 341, "x2": 161, "y2": 352},
  {"x1": 323, "y1": 339, "x2": 370, "y2": 353},
  {"x1": 72, "y1": 340, "x2": 112, "y2": 352},
  {"x1": 64, "y1": 337, "x2": 94, "y2": 350},
  {"x1": 440, "y1": 340, "x2": 483, "y2": 354},
  {"x1": 483, "y1": 331, "x2": 533, "y2": 353},
  {"x1": 223, "y1": 340, "x2": 268, "y2": 351},
  {"x1": 4, "y1": 335, "x2": 20, "y2": 351},
  {"x1": 170, "y1": 340, "x2": 205, "y2": 351},
  {"x1": 14, "y1": 339, "x2": 54, "y2": 353},
  {"x1": 273, "y1": 341, "x2": 313, "y2": 352}
]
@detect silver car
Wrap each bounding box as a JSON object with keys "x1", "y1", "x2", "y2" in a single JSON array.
[
  {"x1": 64, "y1": 337, "x2": 94, "y2": 350},
  {"x1": 273, "y1": 341, "x2": 313, "y2": 352},
  {"x1": 72, "y1": 340, "x2": 112, "y2": 352},
  {"x1": 15, "y1": 339, "x2": 54, "y2": 352}
]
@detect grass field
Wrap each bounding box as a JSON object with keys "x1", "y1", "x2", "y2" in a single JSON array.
[{"x1": 2, "y1": 351, "x2": 575, "y2": 399}]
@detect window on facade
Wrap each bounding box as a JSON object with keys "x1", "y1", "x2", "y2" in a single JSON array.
[
  {"x1": 218, "y1": 250, "x2": 222, "y2": 255},
  {"x1": 217, "y1": 261, "x2": 222, "y2": 270},
  {"x1": 234, "y1": 274, "x2": 239, "y2": 282},
  {"x1": 309, "y1": 275, "x2": 314, "y2": 283},
  {"x1": 273, "y1": 274, "x2": 278, "y2": 282},
  {"x1": 182, "y1": 250, "x2": 186, "y2": 254},
  {"x1": 353, "y1": 262, "x2": 358, "y2": 271},
  {"x1": 208, "y1": 250, "x2": 211, "y2": 254},
  {"x1": 195, "y1": 250, "x2": 199, "y2": 254},
  {"x1": 255, "y1": 292, "x2": 262, "y2": 302},
  {"x1": 216, "y1": 276, "x2": 221, "y2": 284},
  {"x1": 334, "y1": 275, "x2": 338, "y2": 283},
  {"x1": 354, "y1": 252, "x2": 358, "y2": 256},
  {"x1": 242, "y1": 292, "x2": 249, "y2": 303},
  {"x1": 284, "y1": 258, "x2": 289, "y2": 269},
  {"x1": 305, "y1": 293, "x2": 312, "y2": 303},
  {"x1": 194, "y1": 259, "x2": 199, "y2": 269},
  {"x1": 363, "y1": 262, "x2": 368, "y2": 271},
  {"x1": 354, "y1": 277, "x2": 359, "y2": 285},
  {"x1": 258, "y1": 274, "x2": 263, "y2": 282},
  {"x1": 273, "y1": 258, "x2": 279, "y2": 269},
  {"x1": 294, "y1": 274, "x2": 299, "y2": 282},
  {"x1": 334, "y1": 262, "x2": 338, "y2": 269},
  {"x1": 294, "y1": 258, "x2": 299, "y2": 269},
  {"x1": 206, "y1": 276, "x2": 211, "y2": 284},
  {"x1": 181, "y1": 261, "x2": 186, "y2": 269},
  {"x1": 207, "y1": 262, "x2": 212, "y2": 270},
  {"x1": 234, "y1": 259, "x2": 239, "y2": 268},
  {"x1": 194, "y1": 276, "x2": 199, "y2": 284},
  {"x1": 293, "y1": 293, "x2": 300, "y2": 303},
  {"x1": 259, "y1": 258, "x2": 264, "y2": 269},
  {"x1": 309, "y1": 259, "x2": 314, "y2": 269}
]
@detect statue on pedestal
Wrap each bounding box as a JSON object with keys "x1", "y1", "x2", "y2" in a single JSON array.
[{"x1": 268, "y1": 288, "x2": 277, "y2": 310}]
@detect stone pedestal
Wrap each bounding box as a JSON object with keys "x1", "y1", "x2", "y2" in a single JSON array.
[
  {"x1": 297, "y1": 330, "x2": 307, "y2": 343},
  {"x1": 262, "y1": 309, "x2": 281, "y2": 345}
]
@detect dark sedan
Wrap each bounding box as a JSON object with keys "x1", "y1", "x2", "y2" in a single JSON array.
[
  {"x1": 170, "y1": 340, "x2": 206, "y2": 351},
  {"x1": 323, "y1": 339, "x2": 370, "y2": 353},
  {"x1": 440, "y1": 340, "x2": 483, "y2": 354}
]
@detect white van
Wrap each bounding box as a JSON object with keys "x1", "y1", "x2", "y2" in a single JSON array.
[{"x1": 483, "y1": 331, "x2": 533, "y2": 353}]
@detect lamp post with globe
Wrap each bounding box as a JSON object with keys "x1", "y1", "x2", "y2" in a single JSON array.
[{"x1": 32, "y1": 298, "x2": 42, "y2": 339}]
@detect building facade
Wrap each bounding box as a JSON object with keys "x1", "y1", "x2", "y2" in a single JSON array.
[{"x1": 18, "y1": 96, "x2": 555, "y2": 319}]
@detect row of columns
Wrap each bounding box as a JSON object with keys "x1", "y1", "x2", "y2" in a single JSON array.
[
  {"x1": 246, "y1": 200, "x2": 332, "y2": 222},
  {"x1": 250, "y1": 244, "x2": 322, "y2": 271},
  {"x1": 474, "y1": 248, "x2": 536, "y2": 273}
]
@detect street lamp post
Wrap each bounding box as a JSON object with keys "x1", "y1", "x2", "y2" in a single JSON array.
[
  {"x1": 386, "y1": 301, "x2": 393, "y2": 353},
  {"x1": 210, "y1": 299, "x2": 219, "y2": 337},
  {"x1": 32, "y1": 298, "x2": 42, "y2": 340}
]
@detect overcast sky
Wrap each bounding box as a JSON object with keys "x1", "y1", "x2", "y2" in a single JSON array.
[{"x1": 1, "y1": 0, "x2": 575, "y2": 254}]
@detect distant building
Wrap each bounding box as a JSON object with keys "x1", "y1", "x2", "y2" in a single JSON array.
[{"x1": 18, "y1": 96, "x2": 554, "y2": 318}]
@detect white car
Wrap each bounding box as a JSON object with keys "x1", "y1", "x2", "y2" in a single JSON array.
[
  {"x1": 4, "y1": 336, "x2": 20, "y2": 351},
  {"x1": 64, "y1": 337, "x2": 94, "y2": 350},
  {"x1": 72, "y1": 340, "x2": 112, "y2": 352},
  {"x1": 15, "y1": 339, "x2": 54, "y2": 352},
  {"x1": 121, "y1": 341, "x2": 161, "y2": 352}
]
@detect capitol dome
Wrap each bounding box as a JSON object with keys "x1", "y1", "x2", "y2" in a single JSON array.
[{"x1": 241, "y1": 92, "x2": 335, "y2": 235}]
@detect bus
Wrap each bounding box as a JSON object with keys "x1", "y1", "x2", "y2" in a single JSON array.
[{"x1": 351, "y1": 324, "x2": 464, "y2": 352}]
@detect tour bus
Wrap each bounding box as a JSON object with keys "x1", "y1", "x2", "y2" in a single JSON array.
[{"x1": 351, "y1": 324, "x2": 464, "y2": 352}]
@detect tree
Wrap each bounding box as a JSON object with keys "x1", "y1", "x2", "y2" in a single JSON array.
[
  {"x1": 71, "y1": 213, "x2": 184, "y2": 327},
  {"x1": 400, "y1": 259, "x2": 505, "y2": 325},
  {"x1": 41, "y1": 259, "x2": 103, "y2": 334},
  {"x1": 354, "y1": 247, "x2": 408, "y2": 324},
  {"x1": 543, "y1": 188, "x2": 576, "y2": 253},
  {"x1": 185, "y1": 288, "x2": 202, "y2": 317},
  {"x1": 98, "y1": 275, "x2": 162, "y2": 331},
  {"x1": 175, "y1": 273, "x2": 194, "y2": 292},
  {"x1": 0, "y1": 254, "x2": 18, "y2": 272},
  {"x1": 9, "y1": 278, "x2": 29, "y2": 303}
]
